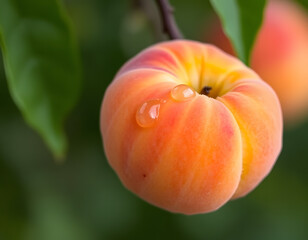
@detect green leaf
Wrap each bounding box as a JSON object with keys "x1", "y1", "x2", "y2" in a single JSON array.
[
  {"x1": 210, "y1": 0, "x2": 266, "y2": 65},
  {"x1": 0, "y1": 0, "x2": 82, "y2": 159}
]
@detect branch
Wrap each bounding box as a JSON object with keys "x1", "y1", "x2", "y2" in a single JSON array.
[{"x1": 155, "y1": 0, "x2": 183, "y2": 39}]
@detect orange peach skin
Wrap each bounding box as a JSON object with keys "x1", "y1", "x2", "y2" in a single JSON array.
[
  {"x1": 207, "y1": 0, "x2": 308, "y2": 122},
  {"x1": 100, "y1": 40, "x2": 282, "y2": 215}
]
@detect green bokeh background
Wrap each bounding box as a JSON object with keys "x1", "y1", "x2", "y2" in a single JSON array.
[{"x1": 1, "y1": 0, "x2": 308, "y2": 239}]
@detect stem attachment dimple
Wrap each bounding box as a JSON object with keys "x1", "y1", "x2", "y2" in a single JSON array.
[{"x1": 200, "y1": 86, "x2": 212, "y2": 96}]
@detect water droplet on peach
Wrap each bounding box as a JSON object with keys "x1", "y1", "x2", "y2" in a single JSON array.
[
  {"x1": 136, "y1": 99, "x2": 162, "y2": 128},
  {"x1": 170, "y1": 84, "x2": 196, "y2": 102}
]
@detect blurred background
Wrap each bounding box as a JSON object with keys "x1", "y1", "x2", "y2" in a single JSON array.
[{"x1": 0, "y1": 0, "x2": 308, "y2": 239}]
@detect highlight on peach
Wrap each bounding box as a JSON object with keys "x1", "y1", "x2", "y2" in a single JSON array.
[
  {"x1": 100, "y1": 40, "x2": 283, "y2": 215},
  {"x1": 206, "y1": 0, "x2": 308, "y2": 123}
]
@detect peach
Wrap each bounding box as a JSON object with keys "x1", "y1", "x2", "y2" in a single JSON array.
[
  {"x1": 100, "y1": 40, "x2": 282, "y2": 215},
  {"x1": 206, "y1": 0, "x2": 308, "y2": 122}
]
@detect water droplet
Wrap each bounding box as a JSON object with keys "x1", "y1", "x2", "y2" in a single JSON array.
[
  {"x1": 136, "y1": 99, "x2": 162, "y2": 128},
  {"x1": 170, "y1": 84, "x2": 196, "y2": 102}
]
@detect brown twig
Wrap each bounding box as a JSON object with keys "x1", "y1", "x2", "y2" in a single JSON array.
[{"x1": 155, "y1": 0, "x2": 183, "y2": 39}]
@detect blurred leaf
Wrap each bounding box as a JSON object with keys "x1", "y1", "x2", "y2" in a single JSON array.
[
  {"x1": 0, "y1": 0, "x2": 82, "y2": 158},
  {"x1": 210, "y1": 0, "x2": 266, "y2": 64}
]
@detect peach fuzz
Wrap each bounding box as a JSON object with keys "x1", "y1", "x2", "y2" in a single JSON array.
[
  {"x1": 206, "y1": 0, "x2": 308, "y2": 122},
  {"x1": 100, "y1": 40, "x2": 282, "y2": 215}
]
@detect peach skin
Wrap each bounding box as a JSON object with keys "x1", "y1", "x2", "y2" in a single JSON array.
[
  {"x1": 100, "y1": 40, "x2": 283, "y2": 215},
  {"x1": 206, "y1": 0, "x2": 308, "y2": 123}
]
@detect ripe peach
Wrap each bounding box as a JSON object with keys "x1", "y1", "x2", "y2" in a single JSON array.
[
  {"x1": 206, "y1": 0, "x2": 308, "y2": 122},
  {"x1": 100, "y1": 40, "x2": 282, "y2": 215}
]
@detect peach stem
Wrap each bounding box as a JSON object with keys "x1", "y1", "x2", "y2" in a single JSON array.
[
  {"x1": 200, "y1": 86, "x2": 212, "y2": 96},
  {"x1": 155, "y1": 0, "x2": 183, "y2": 39}
]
